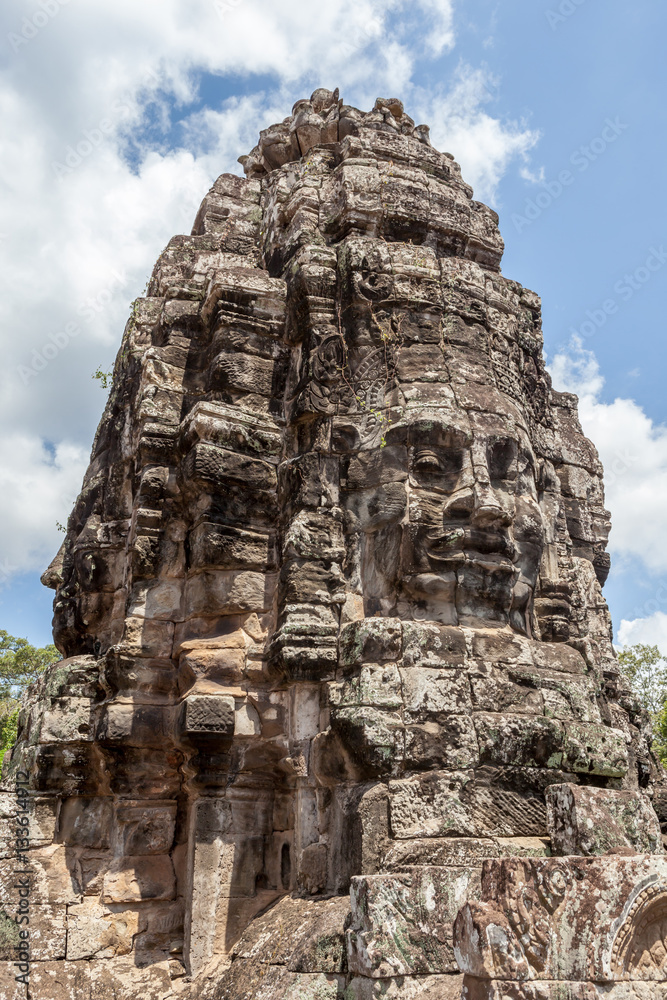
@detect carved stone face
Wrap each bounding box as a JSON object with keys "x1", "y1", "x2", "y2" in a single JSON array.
[{"x1": 355, "y1": 408, "x2": 546, "y2": 634}]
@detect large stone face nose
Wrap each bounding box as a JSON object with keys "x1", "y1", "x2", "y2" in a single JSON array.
[
  {"x1": 470, "y1": 480, "x2": 512, "y2": 528},
  {"x1": 442, "y1": 472, "x2": 511, "y2": 529}
]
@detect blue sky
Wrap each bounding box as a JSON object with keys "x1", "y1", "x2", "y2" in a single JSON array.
[{"x1": 1, "y1": 0, "x2": 666, "y2": 650}]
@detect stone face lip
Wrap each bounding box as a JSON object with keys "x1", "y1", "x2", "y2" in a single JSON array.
[{"x1": 2, "y1": 88, "x2": 665, "y2": 999}]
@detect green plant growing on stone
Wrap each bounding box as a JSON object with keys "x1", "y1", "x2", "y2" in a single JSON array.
[{"x1": 93, "y1": 366, "x2": 113, "y2": 389}]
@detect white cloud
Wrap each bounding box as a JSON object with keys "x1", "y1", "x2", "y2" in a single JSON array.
[
  {"x1": 414, "y1": 65, "x2": 541, "y2": 203},
  {"x1": 519, "y1": 164, "x2": 546, "y2": 184},
  {"x1": 549, "y1": 337, "x2": 667, "y2": 574},
  {"x1": 413, "y1": 0, "x2": 456, "y2": 55},
  {"x1": 0, "y1": 435, "x2": 87, "y2": 580},
  {"x1": 618, "y1": 613, "x2": 667, "y2": 653},
  {"x1": 0, "y1": 0, "x2": 539, "y2": 584}
]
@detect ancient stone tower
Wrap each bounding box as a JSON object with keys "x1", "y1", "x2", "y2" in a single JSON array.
[{"x1": 2, "y1": 89, "x2": 666, "y2": 1000}]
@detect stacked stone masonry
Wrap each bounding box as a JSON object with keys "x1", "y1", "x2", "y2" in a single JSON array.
[{"x1": 2, "y1": 88, "x2": 666, "y2": 999}]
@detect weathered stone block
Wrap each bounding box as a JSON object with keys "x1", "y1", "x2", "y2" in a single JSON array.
[
  {"x1": 185, "y1": 569, "x2": 276, "y2": 616},
  {"x1": 97, "y1": 702, "x2": 168, "y2": 746},
  {"x1": 405, "y1": 715, "x2": 480, "y2": 770},
  {"x1": 546, "y1": 784, "x2": 662, "y2": 856},
  {"x1": 348, "y1": 868, "x2": 481, "y2": 977},
  {"x1": 340, "y1": 619, "x2": 403, "y2": 666},
  {"x1": 189, "y1": 522, "x2": 275, "y2": 570},
  {"x1": 348, "y1": 973, "x2": 464, "y2": 999},
  {"x1": 561, "y1": 723, "x2": 628, "y2": 777},
  {"x1": 67, "y1": 898, "x2": 140, "y2": 959},
  {"x1": 0, "y1": 844, "x2": 81, "y2": 905},
  {"x1": 401, "y1": 666, "x2": 472, "y2": 717},
  {"x1": 331, "y1": 664, "x2": 403, "y2": 709},
  {"x1": 20, "y1": 904, "x2": 67, "y2": 959},
  {"x1": 115, "y1": 800, "x2": 177, "y2": 855},
  {"x1": 454, "y1": 856, "x2": 667, "y2": 983},
  {"x1": 0, "y1": 793, "x2": 59, "y2": 851},
  {"x1": 389, "y1": 772, "x2": 476, "y2": 839},
  {"x1": 298, "y1": 842, "x2": 328, "y2": 895},
  {"x1": 198, "y1": 959, "x2": 344, "y2": 1000},
  {"x1": 101, "y1": 855, "x2": 175, "y2": 903},
  {"x1": 117, "y1": 615, "x2": 175, "y2": 658},
  {"x1": 233, "y1": 894, "x2": 350, "y2": 973},
  {"x1": 473, "y1": 713, "x2": 565, "y2": 768},
  {"x1": 182, "y1": 693, "x2": 235, "y2": 737},
  {"x1": 0, "y1": 962, "x2": 27, "y2": 1000},
  {"x1": 331, "y1": 706, "x2": 405, "y2": 776},
  {"x1": 402, "y1": 623, "x2": 466, "y2": 668}
]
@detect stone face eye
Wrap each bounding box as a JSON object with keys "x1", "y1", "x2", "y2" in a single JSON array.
[
  {"x1": 414, "y1": 451, "x2": 442, "y2": 472},
  {"x1": 487, "y1": 439, "x2": 517, "y2": 480},
  {"x1": 413, "y1": 448, "x2": 463, "y2": 480}
]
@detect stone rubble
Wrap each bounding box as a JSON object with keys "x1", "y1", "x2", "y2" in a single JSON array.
[{"x1": 2, "y1": 88, "x2": 666, "y2": 999}]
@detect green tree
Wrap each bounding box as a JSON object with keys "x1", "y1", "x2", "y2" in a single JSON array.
[
  {"x1": 653, "y1": 702, "x2": 667, "y2": 768},
  {"x1": 0, "y1": 631, "x2": 60, "y2": 760},
  {"x1": 618, "y1": 643, "x2": 667, "y2": 765},
  {"x1": 617, "y1": 643, "x2": 667, "y2": 715},
  {"x1": 0, "y1": 630, "x2": 59, "y2": 699}
]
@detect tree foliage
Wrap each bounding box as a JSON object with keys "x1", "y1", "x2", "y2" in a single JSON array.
[
  {"x1": 0, "y1": 631, "x2": 60, "y2": 761},
  {"x1": 618, "y1": 643, "x2": 667, "y2": 765},
  {"x1": 0, "y1": 630, "x2": 59, "y2": 699}
]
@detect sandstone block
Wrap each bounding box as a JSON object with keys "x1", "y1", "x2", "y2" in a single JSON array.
[
  {"x1": 347, "y1": 973, "x2": 464, "y2": 999},
  {"x1": 474, "y1": 713, "x2": 566, "y2": 768},
  {"x1": 0, "y1": 962, "x2": 27, "y2": 1000},
  {"x1": 233, "y1": 894, "x2": 350, "y2": 973},
  {"x1": 101, "y1": 855, "x2": 175, "y2": 903},
  {"x1": 340, "y1": 618, "x2": 403, "y2": 666},
  {"x1": 389, "y1": 772, "x2": 476, "y2": 839},
  {"x1": 115, "y1": 800, "x2": 177, "y2": 855},
  {"x1": 15, "y1": 904, "x2": 67, "y2": 960},
  {"x1": 40, "y1": 698, "x2": 94, "y2": 743},
  {"x1": 66, "y1": 898, "x2": 140, "y2": 959},
  {"x1": 402, "y1": 622, "x2": 466, "y2": 668},
  {"x1": 461, "y1": 981, "x2": 667, "y2": 1000},
  {"x1": 57, "y1": 797, "x2": 112, "y2": 849},
  {"x1": 0, "y1": 794, "x2": 59, "y2": 852},
  {"x1": 561, "y1": 723, "x2": 628, "y2": 777},
  {"x1": 331, "y1": 664, "x2": 403, "y2": 709},
  {"x1": 182, "y1": 693, "x2": 235, "y2": 738},
  {"x1": 332, "y1": 706, "x2": 405, "y2": 776},
  {"x1": 27, "y1": 960, "x2": 92, "y2": 1000},
  {"x1": 546, "y1": 784, "x2": 662, "y2": 856},
  {"x1": 0, "y1": 844, "x2": 81, "y2": 905},
  {"x1": 118, "y1": 616, "x2": 174, "y2": 658},
  {"x1": 298, "y1": 842, "x2": 328, "y2": 895},
  {"x1": 405, "y1": 715, "x2": 480, "y2": 770},
  {"x1": 196, "y1": 959, "x2": 343, "y2": 1000},
  {"x1": 348, "y1": 867, "x2": 481, "y2": 977},
  {"x1": 453, "y1": 856, "x2": 667, "y2": 983},
  {"x1": 401, "y1": 666, "x2": 472, "y2": 717}
]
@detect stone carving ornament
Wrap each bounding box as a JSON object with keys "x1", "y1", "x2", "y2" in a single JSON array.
[{"x1": 2, "y1": 88, "x2": 666, "y2": 1000}]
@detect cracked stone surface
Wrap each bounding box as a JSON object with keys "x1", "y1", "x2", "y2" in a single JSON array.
[{"x1": 2, "y1": 88, "x2": 666, "y2": 999}]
